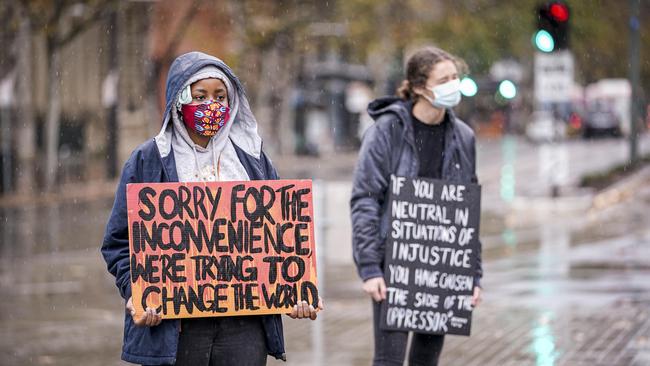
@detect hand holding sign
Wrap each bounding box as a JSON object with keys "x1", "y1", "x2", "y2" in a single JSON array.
[
  {"x1": 363, "y1": 277, "x2": 387, "y2": 302},
  {"x1": 126, "y1": 296, "x2": 162, "y2": 327},
  {"x1": 472, "y1": 287, "x2": 482, "y2": 308},
  {"x1": 288, "y1": 297, "x2": 324, "y2": 320}
]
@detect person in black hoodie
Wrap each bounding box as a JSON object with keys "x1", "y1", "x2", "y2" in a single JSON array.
[{"x1": 350, "y1": 47, "x2": 483, "y2": 366}]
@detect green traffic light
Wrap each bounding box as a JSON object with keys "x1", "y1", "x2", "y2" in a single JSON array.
[
  {"x1": 533, "y1": 30, "x2": 555, "y2": 52},
  {"x1": 498, "y1": 80, "x2": 517, "y2": 99},
  {"x1": 460, "y1": 77, "x2": 478, "y2": 97}
]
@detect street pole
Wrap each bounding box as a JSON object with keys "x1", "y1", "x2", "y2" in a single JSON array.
[
  {"x1": 0, "y1": 72, "x2": 14, "y2": 193},
  {"x1": 106, "y1": 9, "x2": 118, "y2": 179},
  {"x1": 1, "y1": 106, "x2": 10, "y2": 193},
  {"x1": 15, "y1": 15, "x2": 36, "y2": 195},
  {"x1": 628, "y1": 0, "x2": 640, "y2": 166},
  {"x1": 311, "y1": 179, "x2": 326, "y2": 366}
]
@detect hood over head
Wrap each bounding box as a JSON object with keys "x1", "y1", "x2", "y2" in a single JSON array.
[
  {"x1": 367, "y1": 96, "x2": 413, "y2": 125},
  {"x1": 155, "y1": 51, "x2": 262, "y2": 159}
]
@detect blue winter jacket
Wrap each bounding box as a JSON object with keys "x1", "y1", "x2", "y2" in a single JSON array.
[{"x1": 101, "y1": 52, "x2": 285, "y2": 365}]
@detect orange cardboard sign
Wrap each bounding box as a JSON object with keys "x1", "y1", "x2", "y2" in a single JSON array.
[{"x1": 126, "y1": 180, "x2": 318, "y2": 319}]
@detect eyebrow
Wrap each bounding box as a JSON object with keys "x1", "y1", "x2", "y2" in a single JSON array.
[
  {"x1": 437, "y1": 74, "x2": 457, "y2": 82},
  {"x1": 193, "y1": 88, "x2": 227, "y2": 94}
]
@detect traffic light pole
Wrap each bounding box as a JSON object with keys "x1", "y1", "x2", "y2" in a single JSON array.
[{"x1": 629, "y1": 0, "x2": 640, "y2": 166}]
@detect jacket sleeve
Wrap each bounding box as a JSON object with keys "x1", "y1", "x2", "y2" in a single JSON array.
[
  {"x1": 469, "y1": 135, "x2": 483, "y2": 288},
  {"x1": 261, "y1": 151, "x2": 280, "y2": 180},
  {"x1": 101, "y1": 151, "x2": 142, "y2": 300},
  {"x1": 350, "y1": 123, "x2": 392, "y2": 281}
]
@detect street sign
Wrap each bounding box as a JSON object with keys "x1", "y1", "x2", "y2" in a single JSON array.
[
  {"x1": 490, "y1": 59, "x2": 524, "y2": 83},
  {"x1": 534, "y1": 51, "x2": 574, "y2": 104},
  {"x1": 538, "y1": 144, "x2": 569, "y2": 189}
]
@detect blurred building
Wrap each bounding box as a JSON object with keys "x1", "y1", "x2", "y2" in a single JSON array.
[{"x1": 1, "y1": 2, "x2": 154, "y2": 193}]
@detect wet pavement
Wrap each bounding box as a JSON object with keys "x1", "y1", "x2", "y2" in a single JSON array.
[
  {"x1": 0, "y1": 198, "x2": 125, "y2": 366},
  {"x1": 1, "y1": 135, "x2": 650, "y2": 365},
  {"x1": 269, "y1": 185, "x2": 650, "y2": 366}
]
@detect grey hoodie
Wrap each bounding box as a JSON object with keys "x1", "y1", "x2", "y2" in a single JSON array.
[
  {"x1": 155, "y1": 57, "x2": 263, "y2": 183},
  {"x1": 170, "y1": 65, "x2": 250, "y2": 182}
]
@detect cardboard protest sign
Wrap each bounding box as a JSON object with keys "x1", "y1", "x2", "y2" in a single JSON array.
[
  {"x1": 380, "y1": 176, "x2": 481, "y2": 336},
  {"x1": 126, "y1": 180, "x2": 318, "y2": 319}
]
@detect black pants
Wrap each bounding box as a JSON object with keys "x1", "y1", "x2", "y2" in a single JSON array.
[
  {"x1": 372, "y1": 301, "x2": 445, "y2": 366},
  {"x1": 173, "y1": 316, "x2": 267, "y2": 366}
]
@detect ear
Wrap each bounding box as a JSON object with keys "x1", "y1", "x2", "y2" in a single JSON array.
[{"x1": 412, "y1": 85, "x2": 426, "y2": 98}]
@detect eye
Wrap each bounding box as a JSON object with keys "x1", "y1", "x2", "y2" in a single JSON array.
[
  {"x1": 217, "y1": 95, "x2": 226, "y2": 102},
  {"x1": 193, "y1": 95, "x2": 205, "y2": 101}
]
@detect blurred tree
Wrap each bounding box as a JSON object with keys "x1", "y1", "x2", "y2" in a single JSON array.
[
  {"x1": 422, "y1": 0, "x2": 539, "y2": 75},
  {"x1": 570, "y1": 0, "x2": 649, "y2": 87},
  {"x1": 0, "y1": 3, "x2": 17, "y2": 193},
  {"x1": 143, "y1": 0, "x2": 323, "y2": 153},
  {"x1": 0, "y1": 4, "x2": 16, "y2": 79},
  {"x1": 15, "y1": 0, "x2": 118, "y2": 191},
  {"x1": 146, "y1": 0, "x2": 200, "y2": 127},
  {"x1": 336, "y1": 0, "x2": 540, "y2": 83},
  {"x1": 336, "y1": 0, "x2": 649, "y2": 91},
  {"x1": 337, "y1": 0, "x2": 427, "y2": 94},
  {"x1": 1, "y1": 4, "x2": 37, "y2": 194},
  {"x1": 151, "y1": 1, "x2": 648, "y2": 154},
  {"x1": 227, "y1": 0, "x2": 324, "y2": 154}
]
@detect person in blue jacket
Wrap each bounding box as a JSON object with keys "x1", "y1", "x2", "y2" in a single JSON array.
[
  {"x1": 101, "y1": 51, "x2": 321, "y2": 366},
  {"x1": 350, "y1": 46, "x2": 483, "y2": 366}
]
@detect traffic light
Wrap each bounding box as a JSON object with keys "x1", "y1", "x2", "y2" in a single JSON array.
[
  {"x1": 460, "y1": 77, "x2": 478, "y2": 97},
  {"x1": 534, "y1": 1, "x2": 570, "y2": 52},
  {"x1": 534, "y1": 30, "x2": 555, "y2": 53},
  {"x1": 498, "y1": 80, "x2": 517, "y2": 99}
]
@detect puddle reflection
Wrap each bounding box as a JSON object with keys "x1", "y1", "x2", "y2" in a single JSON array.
[{"x1": 531, "y1": 312, "x2": 558, "y2": 366}]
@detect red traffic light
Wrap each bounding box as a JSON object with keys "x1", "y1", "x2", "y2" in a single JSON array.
[{"x1": 549, "y1": 3, "x2": 569, "y2": 22}]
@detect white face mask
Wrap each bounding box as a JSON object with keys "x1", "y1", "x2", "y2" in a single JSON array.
[{"x1": 424, "y1": 78, "x2": 461, "y2": 109}]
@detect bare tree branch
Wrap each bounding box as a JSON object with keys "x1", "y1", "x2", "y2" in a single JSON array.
[
  {"x1": 147, "y1": 0, "x2": 200, "y2": 110},
  {"x1": 45, "y1": 0, "x2": 67, "y2": 32},
  {"x1": 160, "y1": 0, "x2": 201, "y2": 61},
  {"x1": 54, "y1": 0, "x2": 119, "y2": 49}
]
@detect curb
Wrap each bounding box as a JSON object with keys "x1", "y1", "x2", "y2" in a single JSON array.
[
  {"x1": 505, "y1": 164, "x2": 650, "y2": 218},
  {"x1": 0, "y1": 180, "x2": 118, "y2": 209},
  {"x1": 590, "y1": 165, "x2": 650, "y2": 212}
]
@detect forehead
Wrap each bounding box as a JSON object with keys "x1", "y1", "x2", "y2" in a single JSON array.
[
  {"x1": 428, "y1": 60, "x2": 458, "y2": 80},
  {"x1": 191, "y1": 78, "x2": 227, "y2": 91}
]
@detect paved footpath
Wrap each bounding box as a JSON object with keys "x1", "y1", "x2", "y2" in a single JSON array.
[
  {"x1": 270, "y1": 185, "x2": 650, "y2": 366},
  {"x1": 2, "y1": 136, "x2": 649, "y2": 366},
  {"x1": 272, "y1": 255, "x2": 650, "y2": 366},
  {"x1": 265, "y1": 136, "x2": 650, "y2": 366}
]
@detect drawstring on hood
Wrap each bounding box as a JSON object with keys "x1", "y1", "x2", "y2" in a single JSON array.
[{"x1": 190, "y1": 144, "x2": 220, "y2": 181}]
